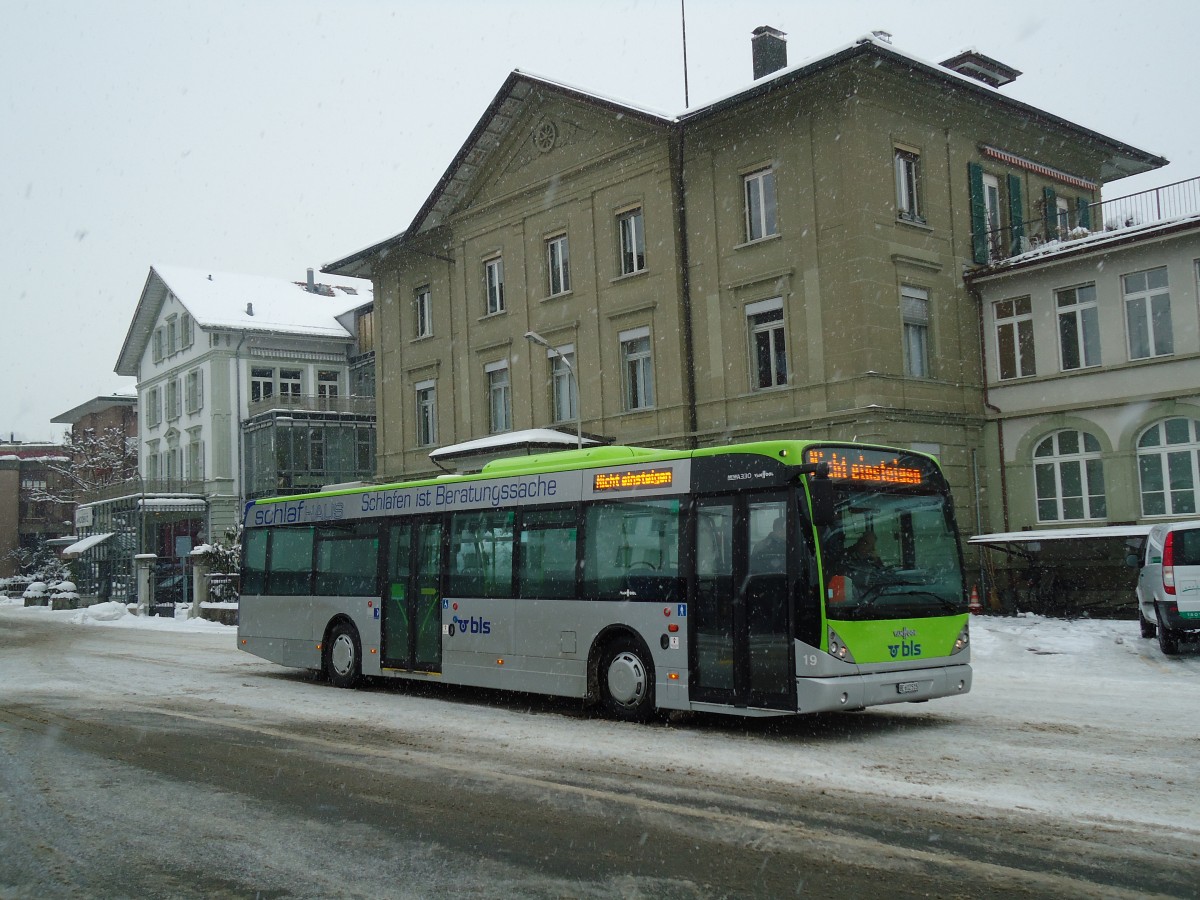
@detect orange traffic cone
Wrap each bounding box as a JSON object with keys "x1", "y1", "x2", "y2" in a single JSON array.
[{"x1": 968, "y1": 584, "x2": 984, "y2": 615}]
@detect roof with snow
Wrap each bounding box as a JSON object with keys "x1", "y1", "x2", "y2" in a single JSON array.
[
  {"x1": 115, "y1": 266, "x2": 373, "y2": 377},
  {"x1": 324, "y1": 35, "x2": 1166, "y2": 279},
  {"x1": 51, "y1": 394, "x2": 137, "y2": 424}
]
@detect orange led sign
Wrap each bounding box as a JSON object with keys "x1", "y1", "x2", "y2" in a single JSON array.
[
  {"x1": 804, "y1": 448, "x2": 925, "y2": 486},
  {"x1": 593, "y1": 468, "x2": 674, "y2": 492}
]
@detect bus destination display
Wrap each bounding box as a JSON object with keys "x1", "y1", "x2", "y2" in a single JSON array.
[
  {"x1": 805, "y1": 448, "x2": 925, "y2": 485},
  {"x1": 593, "y1": 467, "x2": 674, "y2": 492}
]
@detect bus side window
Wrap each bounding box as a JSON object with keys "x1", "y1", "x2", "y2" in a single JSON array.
[
  {"x1": 242, "y1": 528, "x2": 268, "y2": 595},
  {"x1": 583, "y1": 500, "x2": 681, "y2": 600},
  {"x1": 266, "y1": 526, "x2": 314, "y2": 596},
  {"x1": 518, "y1": 507, "x2": 577, "y2": 599},
  {"x1": 448, "y1": 510, "x2": 514, "y2": 598},
  {"x1": 315, "y1": 523, "x2": 380, "y2": 596}
]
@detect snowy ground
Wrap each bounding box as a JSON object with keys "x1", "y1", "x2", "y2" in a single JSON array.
[{"x1": 3, "y1": 596, "x2": 1197, "y2": 841}]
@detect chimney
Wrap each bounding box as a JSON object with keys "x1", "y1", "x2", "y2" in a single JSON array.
[
  {"x1": 752, "y1": 26, "x2": 787, "y2": 80},
  {"x1": 306, "y1": 268, "x2": 316, "y2": 292}
]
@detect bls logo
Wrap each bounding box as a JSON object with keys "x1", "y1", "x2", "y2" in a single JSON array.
[
  {"x1": 449, "y1": 615, "x2": 491, "y2": 636},
  {"x1": 888, "y1": 641, "x2": 922, "y2": 658}
]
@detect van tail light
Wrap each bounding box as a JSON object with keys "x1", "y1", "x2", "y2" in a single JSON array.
[{"x1": 1162, "y1": 532, "x2": 1176, "y2": 595}]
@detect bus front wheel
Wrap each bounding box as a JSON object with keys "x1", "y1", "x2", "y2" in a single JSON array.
[
  {"x1": 324, "y1": 621, "x2": 362, "y2": 688},
  {"x1": 599, "y1": 635, "x2": 656, "y2": 722}
]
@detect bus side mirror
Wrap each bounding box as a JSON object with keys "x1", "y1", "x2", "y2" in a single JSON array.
[{"x1": 809, "y1": 477, "x2": 835, "y2": 527}]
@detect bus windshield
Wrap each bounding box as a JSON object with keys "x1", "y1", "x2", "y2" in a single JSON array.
[{"x1": 820, "y1": 488, "x2": 964, "y2": 621}]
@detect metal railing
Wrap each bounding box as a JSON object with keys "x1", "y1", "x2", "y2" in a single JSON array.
[
  {"x1": 1092, "y1": 177, "x2": 1200, "y2": 230},
  {"x1": 977, "y1": 176, "x2": 1200, "y2": 264}
]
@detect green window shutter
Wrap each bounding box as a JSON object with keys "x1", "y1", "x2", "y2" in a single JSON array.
[
  {"x1": 1043, "y1": 186, "x2": 1057, "y2": 238},
  {"x1": 968, "y1": 162, "x2": 988, "y2": 264},
  {"x1": 1076, "y1": 196, "x2": 1092, "y2": 231},
  {"x1": 1007, "y1": 174, "x2": 1024, "y2": 254}
]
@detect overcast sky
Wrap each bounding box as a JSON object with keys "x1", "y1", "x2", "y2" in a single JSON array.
[{"x1": 3, "y1": 0, "x2": 1195, "y2": 442}]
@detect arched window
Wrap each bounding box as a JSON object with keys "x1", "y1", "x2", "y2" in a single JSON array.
[
  {"x1": 1137, "y1": 418, "x2": 1200, "y2": 517},
  {"x1": 1033, "y1": 430, "x2": 1106, "y2": 521}
]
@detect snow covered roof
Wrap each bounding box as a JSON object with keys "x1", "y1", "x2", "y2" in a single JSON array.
[
  {"x1": 62, "y1": 532, "x2": 115, "y2": 557},
  {"x1": 325, "y1": 35, "x2": 1165, "y2": 279},
  {"x1": 969, "y1": 525, "x2": 1153, "y2": 545},
  {"x1": 51, "y1": 394, "x2": 137, "y2": 424},
  {"x1": 116, "y1": 265, "x2": 372, "y2": 377},
  {"x1": 429, "y1": 428, "x2": 600, "y2": 467}
]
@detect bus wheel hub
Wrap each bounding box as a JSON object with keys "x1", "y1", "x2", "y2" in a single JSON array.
[{"x1": 607, "y1": 651, "x2": 646, "y2": 707}]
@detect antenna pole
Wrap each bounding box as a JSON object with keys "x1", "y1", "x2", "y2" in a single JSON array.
[{"x1": 680, "y1": 0, "x2": 690, "y2": 107}]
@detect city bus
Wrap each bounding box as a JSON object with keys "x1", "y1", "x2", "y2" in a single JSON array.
[{"x1": 237, "y1": 440, "x2": 971, "y2": 720}]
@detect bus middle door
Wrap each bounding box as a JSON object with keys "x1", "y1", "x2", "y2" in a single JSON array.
[
  {"x1": 382, "y1": 518, "x2": 444, "y2": 673},
  {"x1": 691, "y1": 493, "x2": 795, "y2": 710}
]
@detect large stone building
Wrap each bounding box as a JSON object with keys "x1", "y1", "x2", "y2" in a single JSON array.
[{"x1": 325, "y1": 30, "x2": 1166, "y2": 536}]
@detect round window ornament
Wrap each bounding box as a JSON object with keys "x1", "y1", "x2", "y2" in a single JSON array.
[{"x1": 533, "y1": 119, "x2": 558, "y2": 152}]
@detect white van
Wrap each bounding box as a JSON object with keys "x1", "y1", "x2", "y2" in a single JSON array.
[{"x1": 1133, "y1": 521, "x2": 1200, "y2": 655}]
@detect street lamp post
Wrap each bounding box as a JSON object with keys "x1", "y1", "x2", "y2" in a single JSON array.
[{"x1": 524, "y1": 330, "x2": 582, "y2": 450}]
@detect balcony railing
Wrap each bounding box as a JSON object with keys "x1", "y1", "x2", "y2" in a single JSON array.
[
  {"x1": 1093, "y1": 177, "x2": 1200, "y2": 230},
  {"x1": 83, "y1": 477, "x2": 206, "y2": 505},
  {"x1": 245, "y1": 393, "x2": 376, "y2": 420},
  {"x1": 977, "y1": 176, "x2": 1200, "y2": 265}
]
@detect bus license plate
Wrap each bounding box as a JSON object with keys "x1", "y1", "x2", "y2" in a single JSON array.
[{"x1": 896, "y1": 681, "x2": 920, "y2": 695}]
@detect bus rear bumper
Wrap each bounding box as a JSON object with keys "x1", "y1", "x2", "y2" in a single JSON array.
[{"x1": 796, "y1": 663, "x2": 972, "y2": 714}]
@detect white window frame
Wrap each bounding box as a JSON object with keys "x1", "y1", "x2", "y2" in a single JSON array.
[
  {"x1": 894, "y1": 148, "x2": 922, "y2": 223},
  {"x1": 982, "y1": 173, "x2": 1002, "y2": 260},
  {"x1": 901, "y1": 285, "x2": 931, "y2": 378},
  {"x1": 744, "y1": 167, "x2": 778, "y2": 242},
  {"x1": 187, "y1": 436, "x2": 205, "y2": 481},
  {"x1": 1056, "y1": 284, "x2": 1101, "y2": 371},
  {"x1": 279, "y1": 368, "x2": 302, "y2": 399},
  {"x1": 620, "y1": 326, "x2": 655, "y2": 411},
  {"x1": 415, "y1": 380, "x2": 437, "y2": 447},
  {"x1": 166, "y1": 378, "x2": 181, "y2": 421},
  {"x1": 1124, "y1": 266, "x2": 1173, "y2": 360},
  {"x1": 486, "y1": 360, "x2": 512, "y2": 434},
  {"x1": 746, "y1": 297, "x2": 788, "y2": 390},
  {"x1": 415, "y1": 286, "x2": 432, "y2": 338},
  {"x1": 485, "y1": 256, "x2": 505, "y2": 315},
  {"x1": 1137, "y1": 418, "x2": 1200, "y2": 518},
  {"x1": 547, "y1": 234, "x2": 571, "y2": 296},
  {"x1": 994, "y1": 296, "x2": 1036, "y2": 380},
  {"x1": 166, "y1": 315, "x2": 178, "y2": 355},
  {"x1": 181, "y1": 312, "x2": 194, "y2": 349},
  {"x1": 317, "y1": 370, "x2": 339, "y2": 399},
  {"x1": 251, "y1": 366, "x2": 274, "y2": 403},
  {"x1": 185, "y1": 369, "x2": 204, "y2": 414},
  {"x1": 548, "y1": 344, "x2": 577, "y2": 423},
  {"x1": 145, "y1": 387, "x2": 161, "y2": 427},
  {"x1": 1033, "y1": 430, "x2": 1106, "y2": 522},
  {"x1": 1055, "y1": 196, "x2": 1071, "y2": 238},
  {"x1": 618, "y1": 208, "x2": 646, "y2": 275},
  {"x1": 152, "y1": 328, "x2": 165, "y2": 363}
]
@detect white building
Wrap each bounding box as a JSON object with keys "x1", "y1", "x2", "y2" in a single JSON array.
[{"x1": 112, "y1": 265, "x2": 374, "y2": 555}]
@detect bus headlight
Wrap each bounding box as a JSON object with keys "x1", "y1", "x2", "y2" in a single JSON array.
[
  {"x1": 951, "y1": 622, "x2": 970, "y2": 655},
  {"x1": 827, "y1": 627, "x2": 856, "y2": 663}
]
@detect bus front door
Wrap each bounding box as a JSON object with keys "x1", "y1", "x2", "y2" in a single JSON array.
[
  {"x1": 382, "y1": 519, "x2": 444, "y2": 673},
  {"x1": 691, "y1": 494, "x2": 795, "y2": 710}
]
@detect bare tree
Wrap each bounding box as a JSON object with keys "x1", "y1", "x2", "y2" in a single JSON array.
[{"x1": 27, "y1": 427, "x2": 138, "y2": 506}]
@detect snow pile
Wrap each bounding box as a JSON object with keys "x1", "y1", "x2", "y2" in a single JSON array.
[{"x1": 69, "y1": 600, "x2": 133, "y2": 624}]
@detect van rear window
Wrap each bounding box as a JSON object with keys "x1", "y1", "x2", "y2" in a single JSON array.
[{"x1": 1176, "y1": 528, "x2": 1200, "y2": 566}]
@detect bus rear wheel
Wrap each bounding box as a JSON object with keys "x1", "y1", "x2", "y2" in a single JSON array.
[
  {"x1": 324, "y1": 621, "x2": 362, "y2": 688},
  {"x1": 599, "y1": 635, "x2": 656, "y2": 722}
]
